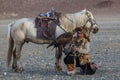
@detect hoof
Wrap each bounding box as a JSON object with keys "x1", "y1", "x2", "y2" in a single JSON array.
[
  {"x1": 12, "y1": 67, "x2": 24, "y2": 73},
  {"x1": 55, "y1": 66, "x2": 63, "y2": 71},
  {"x1": 12, "y1": 64, "x2": 17, "y2": 69}
]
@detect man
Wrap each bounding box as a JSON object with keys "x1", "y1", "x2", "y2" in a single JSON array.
[
  {"x1": 63, "y1": 29, "x2": 89, "y2": 74},
  {"x1": 63, "y1": 29, "x2": 98, "y2": 75},
  {"x1": 63, "y1": 28, "x2": 88, "y2": 55}
]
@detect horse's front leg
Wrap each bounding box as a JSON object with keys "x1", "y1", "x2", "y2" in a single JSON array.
[
  {"x1": 12, "y1": 43, "x2": 24, "y2": 73},
  {"x1": 55, "y1": 46, "x2": 62, "y2": 71}
]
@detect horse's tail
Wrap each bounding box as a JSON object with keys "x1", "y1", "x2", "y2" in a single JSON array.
[{"x1": 6, "y1": 22, "x2": 14, "y2": 67}]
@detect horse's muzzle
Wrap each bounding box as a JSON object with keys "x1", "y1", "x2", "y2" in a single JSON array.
[{"x1": 93, "y1": 27, "x2": 99, "y2": 34}]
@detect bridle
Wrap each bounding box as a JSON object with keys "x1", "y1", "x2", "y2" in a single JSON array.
[{"x1": 82, "y1": 16, "x2": 97, "y2": 33}]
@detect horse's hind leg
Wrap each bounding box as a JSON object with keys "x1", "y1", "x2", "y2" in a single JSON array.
[
  {"x1": 55, "y1": 46, "x2": 62, "y2": 71},
  {"x1": 12, "y1": 43, "x2": 24, "y2": 72},
  {"x1": 12, "y1": 48, "x2": 17, "y2": 69}
]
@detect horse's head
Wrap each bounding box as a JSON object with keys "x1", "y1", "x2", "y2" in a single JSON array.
[
  {"x1": 82, "y1": 9, "x2": 99, "y2": 34},
  {"x1": 78, "y1": 51, "x2": 90, "y2": 65}
]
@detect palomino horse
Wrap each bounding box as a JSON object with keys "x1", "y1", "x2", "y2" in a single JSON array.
[{"x1": 6, "y1": 9, "x2": 98, "y2": 72}]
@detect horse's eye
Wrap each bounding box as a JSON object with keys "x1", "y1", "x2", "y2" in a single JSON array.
[
  {"x1": 81, "y1": 56, "x2": 84, "y2": 58},
  {"x1": 87, "y1": 58, "x2": 89, "y2": 61}
]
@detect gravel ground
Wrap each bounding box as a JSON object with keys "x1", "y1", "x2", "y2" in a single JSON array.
[{"x1": 0, "y1": 19, "x2": 120, "y2": 80}]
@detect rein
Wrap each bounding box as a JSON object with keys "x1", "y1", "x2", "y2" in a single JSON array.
[
  {"x1": 83, "y1": 18, "x2": 97, "y2": 33},
  {"x1": 53, "y1": 20, "x2": 67, "y2": 33},
  {"x1": 53, "y1": 12, "x2": 67, "y2": 33}
]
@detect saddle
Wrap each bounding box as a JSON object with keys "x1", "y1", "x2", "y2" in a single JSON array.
[{"x1": 34, "y1": 11, "x2": 56, "y2": 39}]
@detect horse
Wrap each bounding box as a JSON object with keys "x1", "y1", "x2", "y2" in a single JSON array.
[{"x1": 6, "y1": 9, "x2": 99, "y2": 72}]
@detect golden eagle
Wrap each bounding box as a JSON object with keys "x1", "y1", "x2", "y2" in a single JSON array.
[
  {"x1": 47, "y1": 32, "x2": 74, "y2": 48},
  {"x1": 47, "y1": 27, "x2": 87, "y2": 48}
]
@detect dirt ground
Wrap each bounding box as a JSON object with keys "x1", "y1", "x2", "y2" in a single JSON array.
[
  {"x1": 0, "y1": 17, "x2": 120, "y2": 80},
  {"x1": 0, "y1": 0, "x2": 120, "y2": 80}
]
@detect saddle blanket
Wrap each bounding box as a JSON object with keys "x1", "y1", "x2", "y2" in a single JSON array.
[{"x1": 35, "y1": 18, "x2": 56, "y2": 40}]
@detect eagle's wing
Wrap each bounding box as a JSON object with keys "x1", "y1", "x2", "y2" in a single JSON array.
[{"x1": 47, "y1": 32, "x2": 73, "y2": 48}]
